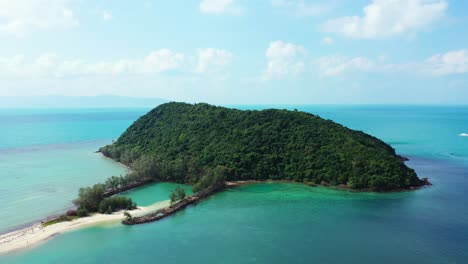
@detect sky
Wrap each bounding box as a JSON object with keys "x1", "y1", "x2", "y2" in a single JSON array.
[{"x1": 0, "y1": 0, "x2": 467, "y2": 105}]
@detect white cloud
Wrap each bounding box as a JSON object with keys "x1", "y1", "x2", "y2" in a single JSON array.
[
  {"x1": 102, "y1": 10, "x2": 112, "y2": 21},
  {"x1": 199, "y1": 0, "x2": 242, "y2": 15},
  {"x1": 263, "y1": 41, "x2": 307, "y2": 80},
  {"x1": 321, "y1": 37, "x2": 334, "y2": 45},
  {"x1": 271, "y1": 0, "x2": 332, "y2": 17},
  {"x1": 137, "y1": 49, "x2": 186, "y2": 74},
  {"x1": 0, "y1": 49, "x2": 186, "y2": 78},
  {"x1": 0, "y1": 0, "x2": 78, "y2": 35},
  {"x1": 0, "y1": 55, "x2": 27, "y2": 76},
  {"x1": 321, "y1": 0, "x2": 447, "y2": 39},
  {"x1": 195, "y1": 48, "x2": 233, "y2": 74},
  {"x1": 2, "y1": 48, "x2": 466, "y2": 86},
  {"x1": 425, "y1": 49, "x2": 468, "y2": 75},
  {"x1": 316, "y1": 56, "x2": 374, "y2": 76},
  {"x1": 316, "y1": 49, "x2": 468, "y2": 77}
]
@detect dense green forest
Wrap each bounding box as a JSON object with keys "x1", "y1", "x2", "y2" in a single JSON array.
[{"x1": 100, "y1": 102, "x2": 424, "y2": 191}]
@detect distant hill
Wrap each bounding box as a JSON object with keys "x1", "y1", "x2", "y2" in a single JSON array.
[
  {"x1": 101, "y1": 102, "x2": 425, "y2": 191},
  {"x1": 0, "y1": 95, "x2": 168, "y2": 108}
]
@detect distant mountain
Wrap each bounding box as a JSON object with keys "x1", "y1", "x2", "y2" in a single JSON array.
[{"x1": 0, "y1": 95, "x2": 168, "y2": 108}]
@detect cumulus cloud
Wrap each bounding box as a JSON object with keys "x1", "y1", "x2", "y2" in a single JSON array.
[
  {"x1": 0, "y1": 0, "x2": 78, "y2": 35},
  {"x1": 199, "y1": 0, "x2": 242, "y2": 15},
  {"x1": 0, "y1": 49, "x2": 186, "y2": 78},
  {"x1": 425, "y1": 49, "x2": 468, "y2": 75},
  {"x1": 263, "y1": 41, "x2": 307, "y2": 80},
  {"x1": 316, "y1": 49, "x2": 468, "y2": 77},
  {"x1": 321, "y1": 0, "x2": 447, "y2": 39},
  {"x1": 0, "y1": 48, "x2": 238, "y2": 78},
  {"x1": 271, "y1": 0, "x2": 332, "y2": 17},
  {"x1": 195, "y1": 48, "x2": 233, "y2": 74}
]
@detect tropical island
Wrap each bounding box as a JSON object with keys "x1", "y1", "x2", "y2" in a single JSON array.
[
  {"x1": 72, "y1": 102, "x2": 428, "y2": 225},
  {"x1": 101, "y1": 102, "x2": 425, "y2": 190},
  {"x1": 0, "y1": 102, "x2": 430, "y2": 253}
]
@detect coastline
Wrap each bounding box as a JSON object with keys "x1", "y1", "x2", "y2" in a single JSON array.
[
  {"x1": 0, "y1": 200, "x2": 170, "y2": 255},
  {"x1": 226, "y1": 179, "x2": 432, "y2": 193},
  {"x1": 0, "y1": 177, "x2": 432, "y2": 255}
]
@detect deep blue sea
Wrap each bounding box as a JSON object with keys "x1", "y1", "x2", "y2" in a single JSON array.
[{"x1": 0, "y1": 105, "x2": 467, "y2": 263}]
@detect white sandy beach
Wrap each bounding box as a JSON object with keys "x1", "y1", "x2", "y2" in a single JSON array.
[{"x1": 0, "y1": 200, "x2": 170, "y2": 255}]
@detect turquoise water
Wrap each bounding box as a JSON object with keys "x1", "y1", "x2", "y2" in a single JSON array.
[
  {"x1": 0, "y1": 141, "x2": 127, "y2": 233},
  {"x1": 1, "y1": 105, "x2": 467, "y2": 263},
  {"x1": 0, "y1": 108, "x2": 149, "y2": 233},
  {"x1": 0, "y1": 108, "x2": 147, "y2": 149}
]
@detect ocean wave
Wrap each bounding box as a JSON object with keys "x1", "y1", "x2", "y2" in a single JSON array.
[{"x1": 459, "y1": 133, "x2": 468, "y2": 137}]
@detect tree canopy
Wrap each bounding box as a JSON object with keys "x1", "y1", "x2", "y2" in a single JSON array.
[
  {"x1": 100, "y1": 102, "x2": 423, "y2": 191},
  {"x1": 74, "y1": 184, "x2": 136, "y2": 214},
  {"x1": 170, "y1": 186, "x2": 186, "y2": 205}
]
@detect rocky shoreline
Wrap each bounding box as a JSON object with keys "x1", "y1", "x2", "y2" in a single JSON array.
[
  {"x1": 229, "y1": 178, "x2": 432, "y2": 193},
  {"x1": 102, "y1": 178, "x2": 153, "y2": 197},
  {"x1": 122, "y1": 186, "x2": 222, "y2": 225},
  {"x1": 319, "y1": 177, "x2": 432, "y2": 193}
]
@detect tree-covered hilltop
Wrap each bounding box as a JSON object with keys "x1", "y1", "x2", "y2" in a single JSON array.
[{"x1": 100, "y1": 102, "x2": 424, "y2": 191}]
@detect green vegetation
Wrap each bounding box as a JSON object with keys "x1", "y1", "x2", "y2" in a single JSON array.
[
  {"x1": 170, "y1": 186, "x2": 186, "y2": 205},
  {"x1": 74, "y1": 184, "x2": 137, "y2": 214},
  {"x1": 100, "y1": 102, "x2": 423, "y2": 191},
  {"x1": 192, "y1": 166, "x2": 228, "y2": 193},
  {"x1": 72, "y1": 154, "x2": 163, "y2": 215},
  {"x1": 75, "y1": 184, "x2": 106, "y2": 212},
  {"x1": 42, "y1": 215, "x2": 79, "y2": 227},
  {"x1": 98, "y1": 196, "x2": 137, "y2": 214},
  {"x1": 77, "y1": 207, "x2": 89, "y2": 217}
]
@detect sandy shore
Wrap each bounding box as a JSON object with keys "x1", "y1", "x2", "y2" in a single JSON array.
[{"x1": 0, "y1": 200, "x2": 170, "y2": 255}]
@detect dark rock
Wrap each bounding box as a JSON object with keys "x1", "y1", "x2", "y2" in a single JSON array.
[
  {"x1": 123, "y1": 185, "x2": 223, "y2": 225},
  {"x1": 102, "y1": 178, "x2": 153, "y2": 197},
  {"x1": 400, "y1": 156, "x2": 410, "y2": 161},
  {"x1": 421, "y1": 178, "x2": 432, "y2": 186},
  {"x1": 66, "y1": 209, "x2": 77, "y2": 216}
]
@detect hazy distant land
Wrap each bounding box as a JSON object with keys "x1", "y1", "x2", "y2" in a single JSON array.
[{"x1": 0, "y1": 95, "x2": 168, "y2": 108}]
